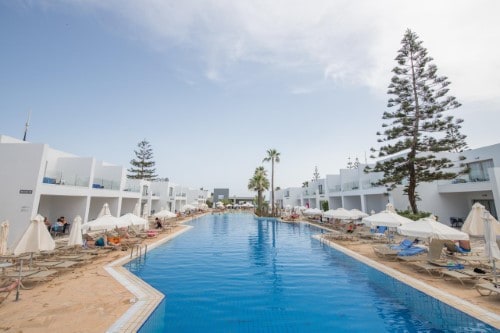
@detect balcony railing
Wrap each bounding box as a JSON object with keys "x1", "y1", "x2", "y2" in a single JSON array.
[
  {"x1": 42, "y1": 171, "x2": 89, "y2": 188},
  {"x1": 342, "y1": 182, "x2": 360, "y2": 191},
  {"x1": 123, "y1": 185, "x2": 141, "y2": 192},
  {"x1": 438, "y1": 176, "x2": 490, "y2": 186},
  {"x1": 92, "y1": 178, "x2": 120, "y2": 190},
  {"x1": 360, "y1": 180, "x2": 384, "y2": 189},
  {"x1": 329, "y1": 185, "x2": 341, "y2": 193}
]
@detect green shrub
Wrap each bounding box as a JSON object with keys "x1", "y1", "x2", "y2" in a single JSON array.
[{"x1": 397, "y1": 210, "x2": 432, "y2": 221}]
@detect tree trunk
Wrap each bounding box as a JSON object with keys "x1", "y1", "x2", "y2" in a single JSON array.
[
  {"x1": 271, "y1": 159, "x2": 275, "y2": 217},
  {"x1": 408, "y1": 48, "x2": 420, "y2": 214},
  {"x1": 257, "y1": 190, "x2": 262, "y2": 216},
  {"x1": 407, "y1": 160, "x2": 418, "y2": 214}
]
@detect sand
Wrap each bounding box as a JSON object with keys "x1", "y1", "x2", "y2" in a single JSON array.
[{"x1": 0, "y1": 217, "x2": 498, "y2": 332}]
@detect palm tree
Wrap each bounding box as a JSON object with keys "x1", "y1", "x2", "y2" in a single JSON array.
[
  {"x1": 263, "y1": 149, "x2": 280, "y2": 216},
  {"x1": 248, "y1": 166, "x2": 270, "y2": 216}
]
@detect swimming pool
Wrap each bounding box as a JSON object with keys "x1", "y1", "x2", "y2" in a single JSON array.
[{"x1": 125, "y1": 213, "x2": 496, "y2": 332}]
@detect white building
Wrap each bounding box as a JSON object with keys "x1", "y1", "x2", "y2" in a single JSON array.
[
  {"x1": 275, "y1": 143, "x2": 500, "y2": 225},
  {"x1": 0, "y1": 135, "x2": 207, "y2": 250}
]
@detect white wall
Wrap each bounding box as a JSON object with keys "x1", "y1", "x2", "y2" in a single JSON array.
[
  {"x1": 120, "y1": 198, "x2": 140, "y2": 215},
  {"x1": 0, "y1": 143, "x2": 46, "y2": 248},
  {"x1": 489, "y1": 167, "x2": 500, "y2": 218},
  {"x1": 38, "y1": 195, "x2": 88, "y2": 226}
]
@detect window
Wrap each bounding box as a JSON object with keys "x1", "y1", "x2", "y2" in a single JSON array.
[
  {"x1": 318, "y1": 184, "x2": 324, "y2": 195},
  {"x1": 468, "y1": 159, "x2": 493, "y2": 182}
]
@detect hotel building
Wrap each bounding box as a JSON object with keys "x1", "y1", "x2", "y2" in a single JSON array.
[
  {"x1": 275, "y1": 143, "x2": 500, "y2": 224},
  {"x1": 0, "y1": 135, "x2": 208, "y2": 250}
]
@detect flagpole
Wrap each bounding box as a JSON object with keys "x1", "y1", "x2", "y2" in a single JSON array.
[{"x1": 23, "y1": 110, "x2": 31, "y2": 141}]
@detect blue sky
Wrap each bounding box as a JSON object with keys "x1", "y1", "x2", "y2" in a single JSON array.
[{"x1": 1, "y1": 1, "x2": 499, "y2": 196}]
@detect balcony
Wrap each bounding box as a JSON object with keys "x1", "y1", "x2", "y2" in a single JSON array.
[
  {"x1": 438, "y1": 177, "x2": 492, "y2": 193},
  {"x1": 123, "y1": 185, "x2": 141, "y2": 192},
  {"x1": 91, "y1": 178, "x2": 120, "y2": 190},
  {"x1": 329, "y1": 185, "x2": 342, "y2": 193},
  {"x1": 42, "y1": 171, "x2": 89, "y2": 188}
]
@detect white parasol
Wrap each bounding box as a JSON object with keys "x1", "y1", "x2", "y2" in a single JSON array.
[
  {"x1": 303, "y1": 208, "x2": 323, "y2": 216},
  {"x1": 142, "y1": 203, "x2": 149, "y2": 219},
  {"x1": 154, "y1": 210, "x2": 177, "y2": 219},
  {"x1": 181, "y1": 204, "x2": 196, "y2": 212},
  {"x1": 363, "y1": 210, "x2": 413, "y2": 228},
  {"x1": 14, "y1": 214, "x2": 56, "y2": 255},
  {"x1": 119, "y1": 213, "x2": 148, "y2": 229},
  {"x1": 461, "y1": 202, "x2": 500, "y2": 236},
  {"x1": 67, "y1": 215, "x2": 83, "y2": 247},
  {"x1": 98, "y1": 203, "x2": 111, "y2": 217},
  {"x1": 0, "y1": 220, "x2": 9, "y2": 255},
  {"x1": 350, "y1": 209, "x2": 369, "y2": 219},
  {"x1": 323, "y1": 208, "x2": 354, "y2": 220},
  {"x1": 398, "y1": 216, "x2": 469, "y2": 260},
  {"x1": 82, "y1": 204, "x2": 126, "y2": 232}
]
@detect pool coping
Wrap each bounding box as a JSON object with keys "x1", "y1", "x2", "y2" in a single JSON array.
[
  {"x1": 314, "y1": 234, "x2": 500, "y2": 329},
  {"x1": 105, "y1": 224, "x2": 194, "y2": 333}
]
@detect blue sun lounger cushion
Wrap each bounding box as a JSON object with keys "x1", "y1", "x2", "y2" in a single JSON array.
[
  {"x1": 456, "y1": 245, "x2": 471, "y2": 254},
  {"x1": 390, "y1": 239, "x2": 413, "y2": 251},
  {"x1": 397, "y1": 246, "x2": 426, "y2": 257}
]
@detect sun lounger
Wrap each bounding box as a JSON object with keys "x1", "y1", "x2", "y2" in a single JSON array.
[
  {"x1": 33, "y1": 261, "x2": 64, "y2": 268},
  {"x1": 21, "y1": 270, "x2": 58, "y2": 288},
  {"x1": 440, "y1": 270, "x2": 481, "y2": 286},
  {"x1": 3, "y1": 269, "x2": 40, "y2": 278},
  {"x1": 373, "y1": 245, "x2": 399, "y2": 260},
  {"x1": 397, "y1": 246, "x2": 427, "y2": 257},
  {"x1": 396, "y1": 254, "x2": 428, "y2": 263},
  {"x1": 408, "y1": 262, "x2": 444, "y2": 276},
  {"x1": 475, "y1": 282, "x2": 500, "y2": 296},
  {"x1": 52, "y1": 261, "x2": 80, "y2": 270}
]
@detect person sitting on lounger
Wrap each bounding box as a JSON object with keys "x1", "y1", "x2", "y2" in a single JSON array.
[{"x1": 155, "y1": 217, "x2": 163, "y2": 229}]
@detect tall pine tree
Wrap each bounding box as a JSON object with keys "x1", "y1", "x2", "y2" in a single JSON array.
[
  {"x1": 368, "y1": 29, "x2": 467, "y2": 214},
  {"x1": 128, "y1": 139, "x2": 158, "y2": 180}
]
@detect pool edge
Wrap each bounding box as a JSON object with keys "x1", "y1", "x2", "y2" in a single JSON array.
[
  {"x1": 314, "y1": 234, "x2": 500, "y2": 330},
  {"x1": 104, "y1": 224, "x2": 194, "y2": 333}
]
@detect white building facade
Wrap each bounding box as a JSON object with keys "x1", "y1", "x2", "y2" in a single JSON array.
[
  {"x1": 275, "y1": 143, "x2": 500, "y2": 225},
  {"x1": 0, "y1": 135, "x2": 208, "y2": 250}
]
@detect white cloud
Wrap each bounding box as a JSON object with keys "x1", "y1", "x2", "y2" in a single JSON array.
[{"x1": 60, "y1": 0, "x2": 500, "y2": 104}]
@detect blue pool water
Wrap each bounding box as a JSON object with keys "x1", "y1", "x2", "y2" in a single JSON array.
[{"x1": 125, "y1": 213, "x2": 496, "y2": 332}]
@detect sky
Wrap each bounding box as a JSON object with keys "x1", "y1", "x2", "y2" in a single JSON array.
[{"x1": 1, "y1": 1, "x2": 499, "y2": 196}]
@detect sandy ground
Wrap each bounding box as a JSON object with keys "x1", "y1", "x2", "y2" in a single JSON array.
[{"x1": 0, "y1": 217, "x2": 498, "y2": 332}]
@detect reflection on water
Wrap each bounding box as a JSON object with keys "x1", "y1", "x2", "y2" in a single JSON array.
[{"x1": 128, "y1": 214, "x2": 495, "y2": 333}]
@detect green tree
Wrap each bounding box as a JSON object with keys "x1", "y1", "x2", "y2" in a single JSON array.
[
  {"x1": 127, "y1": 139, "x2": 158, "y2": 180},
  {"x1": 312, "y1": 166, "x2": 320, "y2": 181},
  {"x1": 368, "y1": 29, "x2": 467, "y2": 214},
  {"x1": 263, "y1": 149, "x2": 280, "y2": 216},
  {"x1": 248, "y1": 166, "x2": 270, "y2": 216}
]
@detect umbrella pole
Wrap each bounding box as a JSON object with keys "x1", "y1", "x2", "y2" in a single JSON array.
[
  {"x1": 15, "y1": 259, "x2": 23, "y2": 301},
  {"x1": 493, "y1": 260, "x2": 498, "y2": 285}
]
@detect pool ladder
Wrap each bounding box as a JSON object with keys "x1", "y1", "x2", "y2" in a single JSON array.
[{"x1": 130, "y1": 244, "x2": 148, "y2": 259}]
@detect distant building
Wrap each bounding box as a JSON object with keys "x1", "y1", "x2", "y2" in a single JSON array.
[{"x1": 213, "y1": 188, "x2": 229, "y2": 202}]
